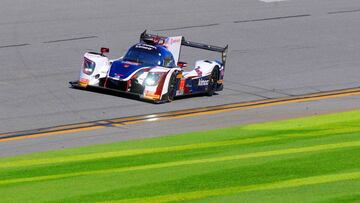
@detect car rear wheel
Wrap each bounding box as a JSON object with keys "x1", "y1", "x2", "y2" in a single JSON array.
[
  {"x1": 167, "y1": 72, "x2": 177, "y2": 102},
  {"x1": 206, "y1": 67, "x2": 219, "y2": 96}
]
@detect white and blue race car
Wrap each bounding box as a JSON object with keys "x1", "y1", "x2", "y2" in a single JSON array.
[{"x1": 70, "y1": 31, "x2": 228, "y2": 103}]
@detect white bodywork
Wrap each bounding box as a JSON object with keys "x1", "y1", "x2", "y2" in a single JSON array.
[
  {"x1": 143, "y1": 66, "x2": 170, "y2": 95},
  {"x1": 163, "y1": 36, "x2": 182, "y2": 64},
  {"x1": 79, "y1": 52, "x2": 111, "y2": 86},
  {"x1": 183, "y1": 60, "x2": 221, "y2": 79}
]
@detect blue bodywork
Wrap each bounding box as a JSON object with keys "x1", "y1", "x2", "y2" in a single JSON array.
[
  {"x1": 108, "y1": 43, "x2": 175, "y2": 80},
  {"x1": 108, "y1": 61, "x2": 146, "y2": 79}
]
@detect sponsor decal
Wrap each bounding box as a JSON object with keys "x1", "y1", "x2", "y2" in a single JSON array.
[
  {"x1": 176, "y1": 90, "x2": 184, "y2": 96},
  {"x1": 115, "y1": 73, "x2": 123, "y2": 79},
  {"x1": 198, "y1": 79, "x2": 209, "y2": 86},
  {"x1": 136, "y1": 44, "x2": 156, "y2": 50},
  {"x1": 171, "y1": 38, "x2": 181, "y2": 44},
  {"x1": 125, "y1": 61, "x2": 141, "y2": 66},
  {"x1": 165, "y1": 37, "x2": 181, "y2": 45}
]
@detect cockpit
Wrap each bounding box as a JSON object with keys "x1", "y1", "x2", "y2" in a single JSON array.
[{"x1": 123, "y1": 43, "x2": 175, "y2": 68}]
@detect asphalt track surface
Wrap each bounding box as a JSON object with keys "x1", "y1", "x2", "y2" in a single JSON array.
[{"x1": 1, "y1": 0, "x2": 360, "y2": 156}]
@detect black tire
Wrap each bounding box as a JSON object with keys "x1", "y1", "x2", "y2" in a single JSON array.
[
  {"x1": 167, "y1": 72, "x2": 177, "y2": 102},
  {"x1": 99, "y1": 78, "x2": 106, "y2": 87},
  {"x1": 206, "y1": 67, "x2": 219, "y2": 96}
]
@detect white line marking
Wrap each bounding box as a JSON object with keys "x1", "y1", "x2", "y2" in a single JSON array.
[{"x1": 260, "y1": 0, "x2": 288, "y2": 3}]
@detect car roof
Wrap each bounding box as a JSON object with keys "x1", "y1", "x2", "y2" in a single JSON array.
[{"x1": 130, "y1": 43, "x2": 173, "y2": 57}]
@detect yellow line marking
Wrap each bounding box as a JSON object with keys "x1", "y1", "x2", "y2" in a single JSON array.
[
  {"x1": 0, "y1": 126, "x2": 104, "y2": 143},
  {"x1": 1, "y1": 87, "x2": 360, "y2": 142},
  {"x1": 1, "y1": 139, "x2": 359, "y2": 186},
  {"x1": 168, "y1": 91, "x2": 360, "y2": 119},
  {"x1": 0, "y1": 123, "x2": 96, "y2": 139},
  {"x1": 106, "y1": 171, "x2": 360, "y2": 203}
]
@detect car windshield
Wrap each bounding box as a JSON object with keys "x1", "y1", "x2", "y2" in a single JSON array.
[
  {"x1": 123, "y1": 44, "x2": 175, "y2": 68},
  {"x1": 123, "y1": 47, "x2": 163, "y2": 67}
]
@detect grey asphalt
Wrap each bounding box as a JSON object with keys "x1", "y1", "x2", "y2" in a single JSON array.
[
  {"x1": 0, "y1": 0, "x2": 360, "y2": 156},
  {"x1": 1, "y1": 94, "x2": 360, "y2": 157}
]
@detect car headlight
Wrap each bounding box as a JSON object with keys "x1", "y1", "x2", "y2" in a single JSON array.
[
  {"x1": 145, "y1": 78, "x2": 156, "y2": 86},
  {"x1": 82, "y1": 57, "x2": 96, "y2": 75},
  {"x1": 135, "y1": 71, "x2": 148, "y2": 84},
  {"x1": 144, "y1": 72, "x2": 163, "y2": 86}
]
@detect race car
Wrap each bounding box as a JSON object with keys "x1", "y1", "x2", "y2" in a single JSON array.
[{"x1": 70, "y1": 30, "x2": 228, "y2": 103}]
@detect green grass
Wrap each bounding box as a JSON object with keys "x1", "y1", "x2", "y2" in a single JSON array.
[{"x1": 1, "y1": 110, "x2": 360, "y2": 203}]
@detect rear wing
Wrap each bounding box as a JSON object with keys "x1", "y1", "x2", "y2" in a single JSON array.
[
  {"x1": 181, "y1": 39, "x2": 228, "y2": 66},
  {"x1": 140, "y1": 30, "x2": 228, "y2": 66}
]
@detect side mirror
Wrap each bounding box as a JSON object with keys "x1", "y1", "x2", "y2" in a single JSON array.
[
  {"x1": 177, "y1": 61, "x2": 187, "y2": 68},
  {"x1": 100, "y1": 47, "x2": 109, "y2": 55}
]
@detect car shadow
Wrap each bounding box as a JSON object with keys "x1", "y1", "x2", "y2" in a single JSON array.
[{"x1": 69, "y1": 83, "x2": 218, "y2": 104}]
